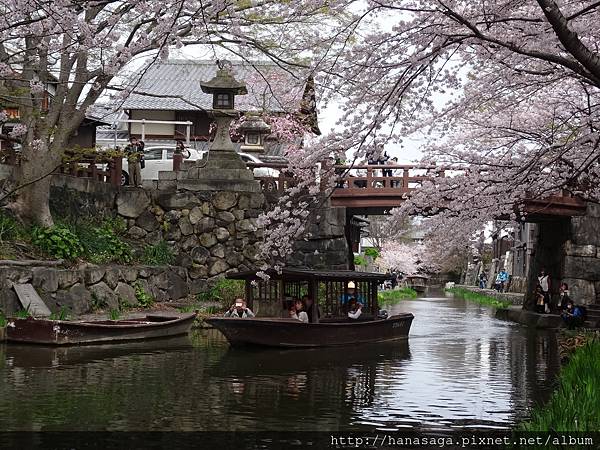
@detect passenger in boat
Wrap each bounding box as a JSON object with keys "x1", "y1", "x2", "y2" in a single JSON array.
[
  {"x1": 292, "y1": 298, "x2": 309, "y2": 323},
  {"x1": 302, "y1": 295, "x2": 321, "y2": 323},
  {"x1": 340, "y1": 281, "x2": 365, "y2": 307},
  {"x1": 224, "y1": 299, "x2": 255, "y2": 318},
  {"x1": 347, "y1": 298, "x2": 363, "y2": 320}
]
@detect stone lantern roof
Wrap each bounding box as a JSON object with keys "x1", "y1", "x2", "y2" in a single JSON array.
[
  {"x1": 238, "y1": 114, "x2": 271, "y2": 134},
  {"x1": 200, "y1": 67, "x2": 248, "y2": 96}
]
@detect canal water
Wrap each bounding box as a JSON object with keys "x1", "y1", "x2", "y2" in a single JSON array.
[{"x1": 0, "y1": 291, "x2": 560, "y2": 432}]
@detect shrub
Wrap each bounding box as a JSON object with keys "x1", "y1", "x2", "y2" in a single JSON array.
[
  {"x1": 142, "y1": 240, "x2": 175, "y2": 266},
  {"x1": 108, "y1": 309, "x2": 121, "y2": 320},
  {"x1": 378, "y1": 287, "x2": 418, "y2": 305},
  {"x1": 66, "y1": 218, "x2": 131, "y2": 264},
  {"x1": 0, "y1": 211, "x2": 19, "y2": 243},
  {"x1": 0, "y1": 312, "x2": 6, "y2": 327},
  {"x1": 354, "y1": 255, "x2": 367, "y2": 266},
  {"x1": 83, "y1": 226, "x2": 132, "y2": 264},
  {"x1": 134, "y1": 282, "x2": 154, "y2": 308},
  {"x1": 197, "y1": 278, "x2": 244, "y2": 308},
  {"x1": 364, "y1": 247, "x2": 380, "y2": 260},
  {"x1": 32, "y1": 226, "x2": 83, "y2": 260}
]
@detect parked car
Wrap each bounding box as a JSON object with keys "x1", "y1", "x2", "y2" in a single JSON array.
[
  {"x1": 237, "y1": 152, "x2": 280, "y2": 191},
  {"x1": 121, "y1": 146, "x2": 203, "y2": 185}
]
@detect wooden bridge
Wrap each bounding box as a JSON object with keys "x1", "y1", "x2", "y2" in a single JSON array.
[
  {"x1": 249, "y1": 162, "x2": 587, "y2": 219},
  {"x1": 248, "y1": 163, "x2": 442, "y2": 215}
]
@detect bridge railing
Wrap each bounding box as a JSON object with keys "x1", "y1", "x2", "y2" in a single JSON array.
[
  {"x1": 59, "y1": 156, "x2": 122, "y2": 187},
  {"x1": 245, "y1": 162, "x2": 445, "y2": 194},
  {"x1": 1, "y1": 148, "x2": 123, "y2": 187},
  {"x1": 332, "y1": 165, "x2": 442, "y2": 193}
]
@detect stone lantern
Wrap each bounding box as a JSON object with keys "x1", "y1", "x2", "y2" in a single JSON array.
[
  {"x1": 239, "y1": 113, "x2": 271, "y2": 154},
  {"x1": 200, "y1": 65, "x2": 248, "y2": 153},
  {"x1": 172, "y1": 62, "x2": 261, "y2": 193}
]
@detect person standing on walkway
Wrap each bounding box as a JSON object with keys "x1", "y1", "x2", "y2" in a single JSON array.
[
  {"x1": 559, "y1": 282, "x2": 571, "y2": 311},
  {"x1": 538, "y1": 268, "x2": 551, "y2": 312},
  {"x1": 479, "y1": 272, "x2": 488, "y2": 289},
  {"x1": 125, "y1": 137, "x2": 145, "y2": 187},
  {"x1": 498, "y1": 269, "x2": 509, "y2": 292}
]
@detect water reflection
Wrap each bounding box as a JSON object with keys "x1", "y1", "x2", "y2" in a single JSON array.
[{"x1": 0, "y1": 292, "x2": 560, "y2": 432}]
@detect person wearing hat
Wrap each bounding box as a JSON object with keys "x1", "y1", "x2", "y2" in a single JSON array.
[{"x1": 340, "y1": 281, "x2": 365, "y2": 310}]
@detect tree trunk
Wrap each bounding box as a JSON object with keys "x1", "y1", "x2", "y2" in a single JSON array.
[
  {"x1": 8, "y1": 137, "x2": 61, "y2": 227},
  {"x1": 11, "y1": 176, "x2": 54, "y2": 227}
]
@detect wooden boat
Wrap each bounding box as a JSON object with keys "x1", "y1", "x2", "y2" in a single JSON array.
[
  {"x1": 206, "y1": 314, "x2": 413, "y2": 348},
  {"x1": 406, "y1": 275, "x2": 428, "y2": 293},
  {"x1": 206, "y1": 268, "x2": 414, "y2": 348},
  {"x1": 5, "y1": 313, "x2": 196, "y2": 345}
]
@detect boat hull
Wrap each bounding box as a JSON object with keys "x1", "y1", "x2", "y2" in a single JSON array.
[
  {"x1": 205, "y1": 313, "x2": 413, "y2": 348},
  {"x1": 6, "y1": 314, "x2": 196, "y2": 345}
]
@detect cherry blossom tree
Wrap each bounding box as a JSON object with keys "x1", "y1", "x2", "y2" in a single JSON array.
[
  {"x1": 313, "y1": 0, "x2": 599, "y2": 265},
  {"x1": 0, "y1": 0, "x2": 351, "y2": 226},
  {"x1": 255, "y1": 0, "x2": 600, "y2": 271},
  {"x1": 380, "y1": 241, "x2": 440, "y2": 275}
]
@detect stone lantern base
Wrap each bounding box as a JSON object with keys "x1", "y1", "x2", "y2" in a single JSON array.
[{"x1": 174, "y1": 149, "x2": 261, "y2": 193}]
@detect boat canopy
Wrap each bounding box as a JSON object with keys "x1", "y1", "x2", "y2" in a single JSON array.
[{"x1": 227, "y1": 269, "x2": 391, "y2": 320}]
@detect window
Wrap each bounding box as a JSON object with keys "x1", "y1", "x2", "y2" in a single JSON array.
[
  {"x1": 144, "y1": 148, "x2": 163, "y2": 160},
  {"x1": 5, "y1": 108, "x2": 20, "y2": 119},
  {"x1": 245, "y1": 132, "x2": 260, "y2": 145},
  {"x1": 215, "y1": 93, "x2": 232, "y2": 109}
]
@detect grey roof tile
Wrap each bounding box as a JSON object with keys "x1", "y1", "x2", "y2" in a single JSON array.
[{"x1": 122, "y1": 60, "x2": 306, "y2": 113}]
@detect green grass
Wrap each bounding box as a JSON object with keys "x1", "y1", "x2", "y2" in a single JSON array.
[
  {"x1": 0, "y1": 312, "x2": 6, "y2": 327},
  {"x1": 446, "y1": 287, "x2": 511, "y2": 308},
  {"x1": 378, "y1": 287, "x2": 418, "y2": 305},
  {"x1": 14, "y1": 308, "x2": 31, "y2": 319},
  {"x1": 142, "y1": 240, "x2": 175, "y2": 266},
  {"x1": 49, "y1": 307, "x2": 70, "y2": 321},
  {"x1": 108, "y1": 309, "x2": 121, "y2": 321},
  {"x1": 521, "y1": 339, "x2": 600, "y2": 433}
]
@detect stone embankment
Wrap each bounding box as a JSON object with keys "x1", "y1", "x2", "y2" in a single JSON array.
[
  {"x1": 0, "y1": 264, "x2": 201, "y2": 316},
  {"x1": 452, "y1": 284, "x2": 568, "y2": 328}
]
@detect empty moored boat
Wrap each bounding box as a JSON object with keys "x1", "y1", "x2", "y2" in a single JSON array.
[{"x1": 6, "y1": 313, "x2": 197, "y2": 345}]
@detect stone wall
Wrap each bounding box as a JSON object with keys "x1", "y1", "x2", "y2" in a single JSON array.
[
  {"x1": 49, "y1": 175, "x2": 350, "y2": 274},
  {"x1": 561, "y1": 204, "x2": 600, "y2": 305},
  {"x1": 121, "y1": 188, "x2": 265, "y2": 277},
  {"x1": 47, "y1": 176, "x2": 265, "y2": 278},
  {"x1": 0, "y1": 264, "x2": 201, "y2": 316}
]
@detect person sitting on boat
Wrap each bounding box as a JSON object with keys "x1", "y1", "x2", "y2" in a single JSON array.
[
  {"x1": 289, "y1": 299, "x2": 309, "y2": 323},
  {"x1": 340, "y1": 281, "x2": 365, "y2": 307},
  {"x1": 347, "y1": 298, "x2": 363, "y2": 320},
  {"x1": 224, "y1": 299, "x2": 255, "y2": 318},
  {"x1": 302, "y1": 295, "x2": 321, "y2": 323}
]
